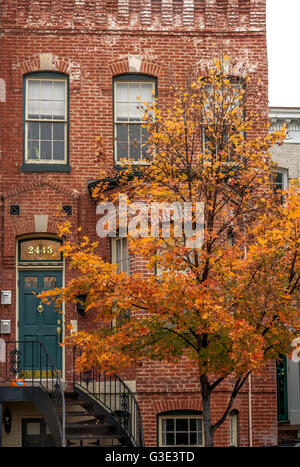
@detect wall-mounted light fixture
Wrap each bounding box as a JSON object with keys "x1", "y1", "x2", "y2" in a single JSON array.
[
  {"x1": 76, "y1": 294, "x2": 87, "y2": 316},
  {"x1": 3, "y1": 406, "x2": 12, "y2": 433}
]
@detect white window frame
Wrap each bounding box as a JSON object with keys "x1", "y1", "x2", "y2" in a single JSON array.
[
  {"x1": 275, "y1": 168, "x2": 288, "y2": 191},
  {"x1": 25, "y1": 76, "x2": 68, "y2": 164},
  {"x1": 229, "y1": 412, "x2": 238, "y2": 447},
  {"x1": 111, "y1": 237, "x2": 130, "y2": 274},
  {"x1": 114, "y1": 78, "x2": 155, "y2": 165},
  {"x1": 158, "y1": 414, "x2": 204, "y2": 447}
]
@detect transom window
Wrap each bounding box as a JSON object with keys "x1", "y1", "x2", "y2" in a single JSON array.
[
  {"x1": 25, "y1": 74, "x2": 68, "y2": 164},
  {"x1": 158, "y1": 413, "x2": 204, "y2": 447},
  {"x1": 114, "y1": 75, "x2": 155, "y2": 164}
]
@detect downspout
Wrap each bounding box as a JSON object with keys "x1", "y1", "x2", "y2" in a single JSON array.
[{"x1": 243, "y1": 243, "x2": 253, "y2": 447}]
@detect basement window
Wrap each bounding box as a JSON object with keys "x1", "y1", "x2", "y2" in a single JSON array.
[{"x1": 158, "y1": 411, "x2": 204, "y2": 447}]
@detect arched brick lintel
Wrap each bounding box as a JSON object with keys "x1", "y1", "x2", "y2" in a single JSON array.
[
  {"x1": 152, "y1": 398, "x2": 203, "y2": 414},
  {"x1": 109, "y1": 57, "x2": 162, "y2": 78},
  {"x1": 15, "y1": 54, "x2": 81, "y2": 90}
]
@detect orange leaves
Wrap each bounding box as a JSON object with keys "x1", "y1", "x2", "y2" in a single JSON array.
[{"x1": 39, "y1": 57, "x2": 300, "y2": 383}]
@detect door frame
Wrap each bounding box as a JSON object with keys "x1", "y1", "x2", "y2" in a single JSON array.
[{"x1": 16, "y1": 234, "x2": 65, "y2": 381}]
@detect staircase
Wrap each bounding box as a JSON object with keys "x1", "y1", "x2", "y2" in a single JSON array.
[
  {"x1": 0, "y1": 341, "x2": 144, "y2": 447},
  {"x1": 70, "y1": 357, "x2": 144, "y2": 447},
  {"x1": 64, "y1": 392, "x2": 128, "y2": 447}
]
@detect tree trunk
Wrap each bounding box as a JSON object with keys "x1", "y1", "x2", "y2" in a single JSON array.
[{"x1": 200, "y1": 373, "x2": 214, "y2": 447}]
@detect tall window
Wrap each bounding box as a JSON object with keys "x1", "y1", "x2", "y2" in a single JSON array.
[
  {"x1": 158, "y1": 412, "x2": 204, "y2": 447},
  {"x1": 229, "y1": 411, "x2": 239, "y2": 447},
  {"x1": 24, "y1": 73, "x2": 68, "y2": 164},
  {"x1": 275, "y1": 168, "x2": 288, "y2": 191},
  {"x1": 202, "y1": 77, "x2": 245, "y2": 161},
  {"x1": 274, "y1": 168, "x2": 288, "y2": 204},
  {"x1": 111, "y1": 237, "x2": 130, "y2": 274},
  {"x1": 114, "y1": 75, "x2": 155, "y2": 164}
]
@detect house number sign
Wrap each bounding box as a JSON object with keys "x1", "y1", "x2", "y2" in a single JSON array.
[{"x1": 19, "y1": 239, "x2": 62, "y2": 262}]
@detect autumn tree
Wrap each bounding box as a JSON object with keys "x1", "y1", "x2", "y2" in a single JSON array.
[{"x1": 41, "y1": 58, "x2": 300, "y2": 447}]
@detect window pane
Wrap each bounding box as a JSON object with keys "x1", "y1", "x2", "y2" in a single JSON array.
[
  {"x1": 41, "y1": 122, "x2": 52, "y2": 140},
  {"x1": 26, "y1": 422, "x2": 41, "y2": 436},
  {"x1": 116, "y1": 103, "x2": 128, "y2": 121},
  {"x1": 40, "y1": 100, "x2": 52, "y2": 119},
  {"x1": 190, "y1": 432, "x2": 197, "y2": 445},
  {"x1": 197, "y1": 430, "x2": 203, "y2": 445},
  {"x1": 53, "y1": 81, "x2": 65, "y2": 100},
  {"x1": 166, "y1": 433, "x2": 174, "y2": 445},
  {"x1": 140, "y1": 83, "x2": 153, "y2": 103},
  {"x1": 176, "y1": 432, "x2": 188, "y2": 445},
  {"x1": 129, "y1": 83, "x2": 141, "y2": 102},
  {"x1": 129, "y1": 141, "x2": 140, "y2": 161},
  {"x1": 116, "y1": 124, "x2": 128, "y2": 142},
  {"x1": 40, "y1": 141, "x2": 51, "y2": 160},
  {"x1": 53, "y1": 141, "x2": 65, "y2": 160},
  {"x1": 53, "y1": 122, "x2": 64, "y2": 140},
  {"x1": 129, "y1": 103, "x2": 143, "y2": 121},
  {"x1": 129, "y1": 124, "x2": 140, "y2": 144},
  {"x1": 41, "y1": 80, "x2": 52, "y2": 99},
  {"x1": 28, "y1": 80, "x2": 40, "y2": 99},
  {"x1": 117, "y1": 142, "x2": 128, "y2": 161},
  {"x1": 117, "y1": 239, "x2": 121, "y2": 264},
  {"x1": 28, "y1": 141, "x2": 39, "y2": 159},
  {"x1": 116, "y1": 83, "x2": 128, "y2": 102},
  {"x1": 43, "y1": 276, "x2": 57, "y2": 290},
  {"x1": 52, "y1": 101, "x2": 65, "y2": 119},
  {"x1": 24, "y1": 276, "x2": 38, "y2": 289},
  {"x1": 190, "y1": 419, "x2": 196, "y2": 431},
  {"x1": 165, "y1": 419, "x2": 174, "y2": 432},
  {"x1": 28, "y1": 122, "x2": 39, "y2": 140},
  {"x1": 176, "y1": 418, "x2": 188, "y2": 431},
  {"x1": 121, "y1": 239, "x2": 129, "y2": 272},
  {"x1": 28, "y1": 100, "x2": 40, "y2": 118},
  {"x1": 275, "y1": 172, "x2": 284, "y2": 190}
]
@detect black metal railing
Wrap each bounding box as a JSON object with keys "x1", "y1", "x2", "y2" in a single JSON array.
[
  {"x1": 73, "y1": 347, "x2": 144, "y2": 447},
  {"x1": 0, "y1": 340, "x2": 65, "y2": 447}
]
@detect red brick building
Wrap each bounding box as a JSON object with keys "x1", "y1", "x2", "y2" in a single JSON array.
[{"x1": 0, "y1": 0, "x2": 278, "y2": 447}]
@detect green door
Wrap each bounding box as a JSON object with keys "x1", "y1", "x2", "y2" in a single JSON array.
[{"x1": 19, "y1": 270, "x2": 62, "y2": 376}]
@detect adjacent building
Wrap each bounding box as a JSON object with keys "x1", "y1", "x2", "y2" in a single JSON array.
[{"x1": 270, "y1": 107, "x2": 300, "y2": 444}]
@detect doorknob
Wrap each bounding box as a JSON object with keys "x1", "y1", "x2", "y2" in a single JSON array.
[{"x1": 37, "y1": 303, "x2": 44, "y2": 314}]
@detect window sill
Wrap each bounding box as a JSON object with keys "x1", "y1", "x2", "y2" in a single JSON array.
[{"x1": 21, "y1": 164, "x2": 72, "y2": 173}]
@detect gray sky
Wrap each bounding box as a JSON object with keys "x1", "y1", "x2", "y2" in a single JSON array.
[{"x1": 267, "y1": 0, "x2": 300, "y2": 107}]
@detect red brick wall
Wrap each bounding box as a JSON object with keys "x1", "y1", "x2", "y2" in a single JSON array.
[{"x1": 0, "y1": 0, "x2": 276, "y2": 447}]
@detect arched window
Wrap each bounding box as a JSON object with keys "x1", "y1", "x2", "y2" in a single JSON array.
[
  {"x1": 114, "y1": 74, "x2": 156, "y2": 164},
  {"x1": 157, "y1": 410, "x2": 204, "y2": 447},
  {"x1": 23, "y1": 72, "x2": 69, "y2": 170}
]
